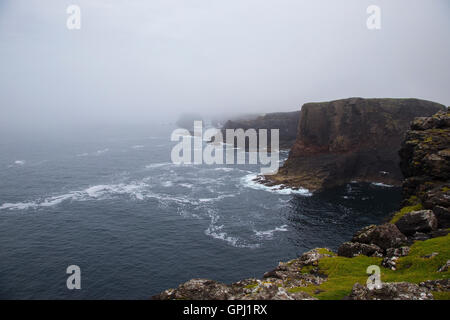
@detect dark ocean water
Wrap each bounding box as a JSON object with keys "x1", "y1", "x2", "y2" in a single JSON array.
[{"x1": 0, "y1": 124, "x2": 402, "y2": 299}]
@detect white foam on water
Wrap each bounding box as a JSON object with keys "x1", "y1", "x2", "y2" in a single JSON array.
[
  {"x1": 0, "y1": 181, "x2": 149, "y2": 211},
  {"x1": 212, "y1": 167, "x2": 235, "y2": 172},
  {"x1": 95, "y1": 148, "x2": 109, "y2": 155},
  {"x1": 7, "y1": 160, "x2": 26, "y2": 168},
  {"x1": 0, "y1": 201, "x2": 38, "y2": 210},
  {"x1": 371, "y1": 182, "x2": 394, "y2": 188},
  {"x1": 241, "y1": 174, "x2": 312, "y2": 196},
  {"x1": 204, "y1": 209, "x2": 260, "y2": 249},
  {"x1": 145, "y1": 162, "x2": 172, "y2": 169},
  {"x1": 254, "y1": 225, "x2": 288, "y2": 240},
  {"x1": 76, "y1": 153, "x2": 89, "y2": 157},
  {"x1": 162, "y1": 181, "x2": 173, "y2": 187},
  {"x1": 131, "y1": 145, "x2": 144, "y2": 149}
]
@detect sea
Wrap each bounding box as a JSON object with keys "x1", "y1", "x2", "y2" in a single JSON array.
[{"x1": 0, "y1": 123, "x2": 401, "y2": 299}]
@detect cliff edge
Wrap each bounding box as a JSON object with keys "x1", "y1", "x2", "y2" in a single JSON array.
[{"x1": 266, "y1": 98, "x2": 445, "y2": 192}]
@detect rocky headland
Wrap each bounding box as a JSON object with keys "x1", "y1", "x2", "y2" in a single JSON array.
[
  {"x1": 154, "y1": 108, "x2": 449, "y2": 300},
  {"x1": 264, "y1": 98, "x2": 445, "y2": 192},
  {"x1": 220, "y1": 111, "x2": 300, "y2": 150}
]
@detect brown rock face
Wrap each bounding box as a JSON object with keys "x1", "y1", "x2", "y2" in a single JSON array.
[{"x1": 269, "y1": 98, "x2": 445, "y2": 191}]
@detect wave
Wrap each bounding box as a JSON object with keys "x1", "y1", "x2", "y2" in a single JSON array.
[
  {"x1": 254, "y1": 225, "x2": 288, "y2": 239},
  {"x1": 131, "y1": 145, "x2": 144, "y2": 149},
  {"x1": 204, "y1": 209, "x2": 260, "y2": 249},
  {"x1": 371, "y1": 182, "x2": 394, "y2": 188},
  {"x1": 145, "y1": 162, "x2": 172, "y2": 169},
  {"x1": 0, "y1": 182, "x2": 149, "y2": 211},
  {"x1": 7, "y1": 160, "x2": 26, "y2": 168},
  {"x1": 241, "y1": 174, "x2": 312, "y2": 196}
]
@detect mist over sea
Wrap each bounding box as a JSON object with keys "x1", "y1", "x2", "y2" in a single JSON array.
[{"x1": 0, "y1": 123, "x2": 401, "y2": 299}]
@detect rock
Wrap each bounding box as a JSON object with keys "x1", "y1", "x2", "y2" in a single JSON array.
[
  {"x1": 395, "y1": 210, "x2": 438, "y2": 236},
  {"x1": 399, "y1": 110, "x2": 450, "y2": 207},
  {"x1": 430, "y1": 228, "x2": 450, "y2": 238},
  {"x1": 265, "y1": 98, "x2": 444, "y2": 191},
  {"x1": 382, "y1": 246, "x2": 410, "y2": 270},
  {"x1": 298, "y1": 248, "x2": 334, "y2": 265},
  {"x1": 382, "y1": 256, "x2": 399, "y2": 270},
  {"x1": 351, "y1": 224, "x2": 407, "y2": 250},
  {"x1": 221, "y1": 111, "x2": 301, "y2": 150},
  {"x1": 347, "y1": 282, "x2": 434, "y2": 300},
  {"x1": 153, "y1": 277, "x2": 319, "y2": 300},
  {"x1": 420, "y1": 279, "x2": 450, "y2": 291},
  {"x1": 411, "y1": 232, "x2": 432, "y2": 241},
  {"x1": 422, "y1": 252, "x2": 439, "y2": 259},
  {"x1": 154, "y1": 279, "x2": 232, "y2": 300},
  {"x1": 337, "y1": 242, "x2": 383, "y2": 258},
  {"x1": 433, "y1": 206, "x2": 450, "y2": 228},
  {"x1": 386, "y1": 246, "x2": 410, "y2": 258},
  {"x1": 438, "y1": 260, "x2": 450, "y2": 272}
]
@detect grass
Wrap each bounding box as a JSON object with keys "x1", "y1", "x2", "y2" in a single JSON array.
[
  {"x1": 390, "y1": 196, "x2": 424, "y2": 224},
  {"x1": 289, "y1": 235, "x2": 450, "y2": 300}
]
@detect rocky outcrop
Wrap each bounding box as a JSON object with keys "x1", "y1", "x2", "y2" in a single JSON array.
[
  {"x1": 337, "y1": 242, "x2": 382, "y2": 258},
  {"x1": 351, "y1": 223, "x2": 408, "y2": 251},
  {"x1": 395, "y1": 210, "x2": 438, "y2": 236},
  {"x1": 221, "y1": 111, "x2": 300, "y2": 150},
  {"x1": 399, "y1": 110, "x2": 450, "y2": 229},
  {"x1": 153, "y1": 248, "x2": 332, "y2": 300},
  {"x1": 347, "y1": 282, "x2": 434, "y2": 300},
  {"x1": 267, "y1": 98, "x2": 445, "y2": 191}
]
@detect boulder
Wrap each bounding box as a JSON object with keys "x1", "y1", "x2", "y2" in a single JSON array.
[
  {"x1": 385, "y1": 246, "x2": 410, "y2": 258},
  {"x1": 337, "y1": 242, "x2": 383, "y2": 258},
  {"x1": 382, "y1": 247, "x2": 411, "y2": 270},
  {"x1": 420, "y1": 279, "x2": 449, "y2": 291},
  {"x1": 154, "y1": 279, "x2": 231, "y2": 300},
  {"x1": 351, "y1": 224, "x2": 407, "y2": 250},
  {"x1": 347, "y1": 282, "x2": 434, "y2": 300},
  {"x1": 433, "y1": 206, "x2": 450, "y2": 228},
  {"x1": 395, "y1": 210, "x2": 438, "y2": 236}
]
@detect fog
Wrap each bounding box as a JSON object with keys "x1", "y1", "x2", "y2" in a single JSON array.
[{"x1": 0, "y1": 0, "x2": 449, "y2": 130}]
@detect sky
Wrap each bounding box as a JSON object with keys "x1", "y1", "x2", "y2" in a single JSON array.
[{"x1": 0, "y1": 0, "x2": 449, "y2": 129}]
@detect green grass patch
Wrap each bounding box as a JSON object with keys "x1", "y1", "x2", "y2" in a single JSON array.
[
  {"x1": 390, "y1": 203, "x2": 424, "y2": 224},
  {"x1": 292, "y1": 235, "x2": 449, "y2": 300}
]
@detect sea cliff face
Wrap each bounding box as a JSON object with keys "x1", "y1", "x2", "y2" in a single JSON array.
[
  {"x1": 221, "y1": 111, "x2": 300, "y2": 150},
  {"x1": 154, "y1": 108, "x2": 450, "y2": 301},
  {"x1": 267, "y1": 98, "x2": 445, "y2": 192}
]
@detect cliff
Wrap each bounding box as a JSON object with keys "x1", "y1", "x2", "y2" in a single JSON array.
[
  {"x1": 154, "y1": 109, "x2": 450, "y2": 300},
  {"x1": 266, "y1": 98, "x2": 445, "y2": 191},
  {"x1": 221, "y1": 111, "x2": 300, "y2": 150}
]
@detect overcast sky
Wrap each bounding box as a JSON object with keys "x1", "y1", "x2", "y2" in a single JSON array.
[{"x1": 0, "y1": 0, "x2": 449, "y2": 129}]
